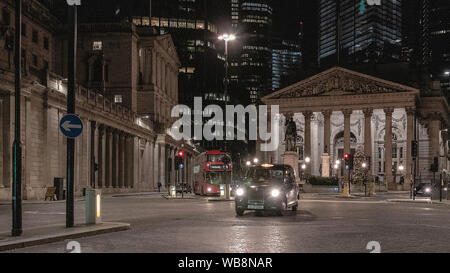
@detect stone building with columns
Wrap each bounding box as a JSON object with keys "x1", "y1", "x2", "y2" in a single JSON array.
[
  {"x1": 262, "y1": 67, "x2": 450, "y2": 191},
  {"x1": 0, "y1": 1, "x2": 198, "y2": 201}
]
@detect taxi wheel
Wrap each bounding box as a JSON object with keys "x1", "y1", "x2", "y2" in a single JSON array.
[
  {"x1": 236, "y1": 208, "x2": 245, "y2": 216},
  {"x1": 276, "y1": 198, "x2": 287, "y2": 216}
]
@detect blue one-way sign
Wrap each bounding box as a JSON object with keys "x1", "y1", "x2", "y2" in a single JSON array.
[{"x1": 60, "y1": 114, "x2": 83, "y2": 138}]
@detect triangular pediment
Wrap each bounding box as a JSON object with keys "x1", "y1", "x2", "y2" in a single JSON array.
[
  {"x1": 263, "y1": 67, "x2": 419, "y2": 101},
  {"x1": 155, "y1": 34, "x2": 180, "y2": 65}
]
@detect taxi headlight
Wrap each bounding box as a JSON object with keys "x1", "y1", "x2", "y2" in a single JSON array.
[
  {"x1": 236, "y1": 188, "x2": 245, "y2": 197},
  {"x1": 271, "y1": 189, "x2": 280, "y2": 198}
]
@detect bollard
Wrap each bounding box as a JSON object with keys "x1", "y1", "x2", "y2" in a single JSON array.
[
  {"x1": 171, "y1": 186, "x2": 177, "y2": 197},
  {"x1": 341, "y1": 183, "x2": 350, "y2": 197},
  {"x1": 85, "y1": 188, "x2": 101, "y2": 225},
  {"x1": 220, "y1": 185, "x2": 225, "y2": 199}
]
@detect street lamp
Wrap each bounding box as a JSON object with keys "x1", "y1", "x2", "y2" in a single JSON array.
[
  {"x1": 398, "y1": 164, "x2": 405, "y2": 171},
  {"x1": 218, "y1": 34, "x2": 236, "y2": 101},
  {"x1": 218, "y1": 33, "x2": 235, "y2": 152},
  {"x1": 246, "y1": 161, "x2": 251, "y2": 166},
  {"x1": 305, "y1": 157, "x2": 311, "y2": 163},
  {"x1": 253, "y1": 158, "x2": 259, "y2": 164},
  {"x1": 362, "y1": 162, "x2": 368, "y2": 169}
]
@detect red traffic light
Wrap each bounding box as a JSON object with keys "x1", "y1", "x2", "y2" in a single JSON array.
[
  {"x1": 178, "y1": 150, "x2": 184, "y2": 157},
  {"x1": 344, "y1": 153, "x2": 350, "y2": 159}
]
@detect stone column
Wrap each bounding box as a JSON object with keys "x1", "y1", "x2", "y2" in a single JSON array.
[
  {"x1": 119, "y1": 132, "x2": 125, "y2": 188},
  {"x1": 97, "y1": 125, "x2": 105, "y2": 188},
  {"x1": 0, "y1": 98, "x2": 3, "y2": 188},
  {"x1": 2, "y1": 97, "x2": 10, "y2": 189},
  {"x1": 159, "y1": 144, "x2": 166, "y2": 189},
  {"x1": 105, "y1": 128, "x2": 112, "y2": 188},
  {"x1": 90, "y1": 121, "x2": 97, "y2": 188},
  {"x1": 152, "y1": 51, "x2": 157, "y2": 85},
  {"x1": 429, "y1": 113, "x2": 442, "y2": 159},
  {"x1": 363, "y1": 108, "x2": 373, "y2": 166},
  {"x1": 343, "y1": 110, "x2": 352, "y2": 180},
  {"x1": 304, "y1": 111, "x2": 313, "y2": 175},
  {"x1": 405, "y1": 107, "x2": 415, "y2": 188},
  {"x1": 323, "y1": 110, "x2": 332, "y2": 154},
  {"x1": 153, "y1": 142, "x2": 159, "y2": 190},
  {"x1": 171, "y1": 148, "x2": 176, "y2": 187},
  {"x1": 123, "y1": 134, "x2": 130, "y2": 188},
  {"x1": 384, "y1": 108, "x2": 394, "y2": 190},
  {"x1": 148, "y1": 141, "x2": 154, "y2": 190},
  {"x1": 112, "y1": 130, "x2": 119, "y2": 188}
]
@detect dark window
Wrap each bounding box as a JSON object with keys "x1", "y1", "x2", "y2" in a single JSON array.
[
  {"x1": 43, "y1": 37, "x2": 49, "y2": 50},
  {"x1": 22, "y1": 23, "x2": 26, "y2": 36},
  {"x1": 43, "y1": 60, "x2": 48, "y2": 70},
  {"x1": 92, "y1": 58, "x2": 103, "y2": 81},
  {"x1": 105, "y1": 64, "x2": 109, "y2": 82},
  {"x1": 2, "y1": 8, "x2": 10, "y2": 26},
  {"x1": 32, "y1": 29, "x2": 38, "y2": 44},
  {"x1": 21, "y1": 48, "x2": 27, "y2": 68},
  {"x1": 32, "y1": 54, "x2": 38, "y2": 67}
]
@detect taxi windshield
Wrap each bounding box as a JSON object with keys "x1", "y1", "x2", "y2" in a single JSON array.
[{"x1": 248, "y1": 167, "x2": 284, "y2": 183}]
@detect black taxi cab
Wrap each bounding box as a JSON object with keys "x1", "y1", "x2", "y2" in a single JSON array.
[{"x1": 234, "y1": 164, "x2": 300, "y2": 216}]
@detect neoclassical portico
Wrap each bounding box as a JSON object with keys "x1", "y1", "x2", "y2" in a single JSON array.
[{"x1": 262, "y1": 67, "x2": 425, "y2": 191}]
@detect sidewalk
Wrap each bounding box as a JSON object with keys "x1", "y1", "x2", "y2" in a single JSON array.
[
  {"x1": 0, "y1": 222, "x2": 130, "y2": 252},
  {"x1": 0, "y1": 191, "x2": 164, "y2": 205}
]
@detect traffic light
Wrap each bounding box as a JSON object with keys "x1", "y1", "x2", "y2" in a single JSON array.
[
  {"x1": 344, "y1": 153, "x2": 350, "y2": 170},
  {"x1": 411, "y1": 140, "x2": 418, "y2": 158},
  {"x1": 178, "y1": 150, "x2": 184, "y2": 158},
  {"x1": 344, "y1": 153, "x2": 354, "y2": 170},
  {"x1": 175, "y1": 156, "x2": 181, "y2": 171}
]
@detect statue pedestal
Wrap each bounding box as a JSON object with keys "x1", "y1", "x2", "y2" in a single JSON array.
[
  {"x1": 321, "y1": 153, "x2": 330, "y2": 178},
  {"x1": 282, "y1": 151, "x2": 301, "y2": 184}
]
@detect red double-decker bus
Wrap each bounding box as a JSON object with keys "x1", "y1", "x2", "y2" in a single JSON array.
[{"x1": 194, "y1": 151, "x2": 232, "y2": 195}]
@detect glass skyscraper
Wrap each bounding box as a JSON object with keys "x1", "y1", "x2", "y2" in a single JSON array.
[
  {"x1": 319, "y1": 0, "x2": 402, "y2": 66},
  {"x1": 272, "y1": 38, "x2": 302, "y2": 91},
  {"x1": 231, "y1": 0, "x2": 273, "y2": 104}
]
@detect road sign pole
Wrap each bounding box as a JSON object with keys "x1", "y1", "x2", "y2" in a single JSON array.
[
  {"x1": 12, "y1": 0, "x2": 23, "y2": 237},
  {"x1": 66, "y1": 4, "x2": 77, "y2": 228}
]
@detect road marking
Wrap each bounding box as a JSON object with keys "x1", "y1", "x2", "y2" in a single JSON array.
[{"x1": 300, "y1": 200, "x2": 386, "y2": 204}]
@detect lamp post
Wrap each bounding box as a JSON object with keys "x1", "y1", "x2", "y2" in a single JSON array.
[
  {"x1": 12, "y1": 0, "x2": 23, "y2": 237},
  {"x1": 218, "y1": 34, "x2": 236, "y2": 101},
  {"x1": 218, "y1": 34, "x2": 235, "y2": 153},
  {"x1": 66, "y1": 0, "x2": 80, "y2": 228}
]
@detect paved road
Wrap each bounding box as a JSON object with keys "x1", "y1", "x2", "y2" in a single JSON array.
[{"x1": 2, "y1": 194, "x2": 450, "y2": 253}]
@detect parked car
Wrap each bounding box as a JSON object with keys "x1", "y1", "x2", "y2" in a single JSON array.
[
  {"x1": 234, "y1": 164, "x2": 300, "y2": 216},
  {"x1": 176, "y1": 183, "x2": 192, "y2": 194}
]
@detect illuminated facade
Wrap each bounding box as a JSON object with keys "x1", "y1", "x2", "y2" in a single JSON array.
[
  {"x1": 319, "y1": 0, "x2": 403, "y2": 66},
  {"x1": 237, "y1": 0, "x2": 273, "y2": 104},
  {"x1": 272, "y1": 38, "x2": 302, "y2": 91},
  {"x1": 430, "y1": 0, "x2": 450, "y2": 99},
  {"x1": 125, "y1": 0, "x2": 228, "y2": 108}
]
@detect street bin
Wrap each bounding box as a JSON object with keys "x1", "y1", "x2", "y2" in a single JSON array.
[
  {"x1": 54, "y1": 178, "x2": 65, "y2": 201},
  {"x1": 85, "y1": 188, "x2": 102, "y2": 225}
]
